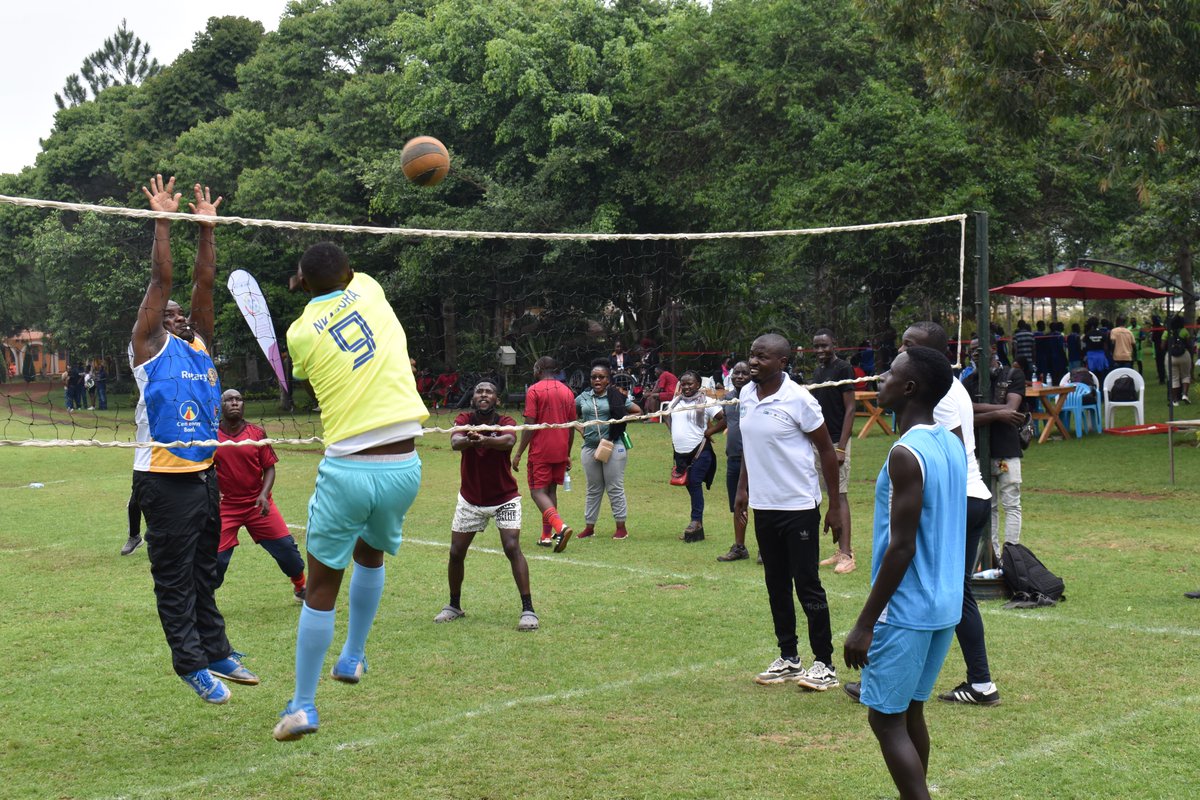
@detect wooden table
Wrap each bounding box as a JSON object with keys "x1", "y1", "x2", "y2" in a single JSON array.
[
  {"x1": 1025, "y1": 384, "x2": 1074, "y2": 443},
  {"x1": 855, "y1": 391, "x2": 893, "y2": 439}
]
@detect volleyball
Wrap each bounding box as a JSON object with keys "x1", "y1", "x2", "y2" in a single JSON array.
[{"x1": 400, "y1": 136, "x2": 450, "y2": 186}]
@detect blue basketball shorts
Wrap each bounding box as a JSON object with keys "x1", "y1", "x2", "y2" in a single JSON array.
[
  {"x1": 304, "y1": 453, "x2": 422, "y2": 570},
  {"x1": 859, "y1": 623, "x2": 955, "y2": 714}
]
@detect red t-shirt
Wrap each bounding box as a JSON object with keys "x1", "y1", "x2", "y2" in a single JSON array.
[
  {"x1": 523, "y1": 379, "x2": 575, "y2": 463},
  {"x1": 214, "y1": 423, "x2": 278, "y2": 506},
  {"x1": 456, "y1": 412, "x2": 520, "y2": 506},
  {"x1": 656, "y1": 370, "x2": 679, "y2": 400}
]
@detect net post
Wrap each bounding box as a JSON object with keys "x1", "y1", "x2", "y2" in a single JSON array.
[{"x1": 973, "y1": 210, "x2": 994, "y2": 570}]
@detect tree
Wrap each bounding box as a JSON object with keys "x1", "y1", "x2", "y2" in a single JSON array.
[
  {"x1": 859, "y1": 1, "x2": 1200, "y2": 161},
  {"x1": 55, "y1": 20, "x2": 161, "y2": 109}
]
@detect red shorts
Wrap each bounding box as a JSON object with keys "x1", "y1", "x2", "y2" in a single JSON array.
[
  {"x1": 219, "y1": 500, "x2": 291, "y2": 552},
  {"x1": 527, "y1": 460, "x2": 568, "y2": 490}
]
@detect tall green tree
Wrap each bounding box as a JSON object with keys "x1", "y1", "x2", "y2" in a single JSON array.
[{"x1": 55, "y1": 20, "x2": 161, "y2": 109}]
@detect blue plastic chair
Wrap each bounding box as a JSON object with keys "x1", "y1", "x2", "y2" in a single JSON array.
[{"x1": 1060, "y1": 383, "x2": 1102, "y2": 437}]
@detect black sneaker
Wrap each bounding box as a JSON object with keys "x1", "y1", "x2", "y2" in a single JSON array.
[
  {"x1": 843, "y1": 681, "x2": 861, "y2": 702},
  {"x1": 1186, "y1": 589, "x2": 1200, "y2": 599},
  {"x1": 937, "y1": 681, "x2": 1001, "y2": 706},
  {"x1": 121, "y1": 534, "x2": 143, "y2": 556}
]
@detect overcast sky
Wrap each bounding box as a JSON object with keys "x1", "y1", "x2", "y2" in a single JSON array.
[{"x1": 0, "y1": 2, "x2": 289, "y2": 175}]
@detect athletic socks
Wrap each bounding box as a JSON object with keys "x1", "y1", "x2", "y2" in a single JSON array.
[
  {"x1": 542, "y1": 507, "x2": 565, "y2": 534},
  {"x1": 520, "y1": 593, "x2": 534, "y2": 613},
  {"x1": 972, "y1": 681, "x2": 997, "y2": 694},
  {"x1": 291, "y1": 573, "x2": 306, "y2": 592},
  {"x1": 293, "y1": 605, "x2": 335, "y2": 709},
  {"x1": 339, "y1": 562, "x2": 386, "y2": 664},
  {"x1": 541, "y1": 522, "x2": 552, "y2": 538},
  {"x1": 450, "y1": 594, "x2": 462, "y2": 610}
]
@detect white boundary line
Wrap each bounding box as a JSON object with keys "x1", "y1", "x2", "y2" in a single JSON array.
[
  {"x1": 104, "y1": 657, "x2": 740, "y2": 800},
  {"x1": 944, "y1": 694, "x2": 1200, "y2": 785}
]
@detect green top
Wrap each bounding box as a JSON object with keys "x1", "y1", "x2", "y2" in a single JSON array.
[{"x1": 575, "y1": 389, "x2": 633, "y2": 448}]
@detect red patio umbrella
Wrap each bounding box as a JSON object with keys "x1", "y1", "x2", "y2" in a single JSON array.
[{"x1": 990, "y1": 267, "x2": 1171, "y2": 300}]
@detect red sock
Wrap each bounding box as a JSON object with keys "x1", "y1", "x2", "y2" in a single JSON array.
[
  {"x1": 291, "y1": 573, "x2": 306, "y2": 591},
  {"x1": 542, "y1": 522, "x2": 552, "y2": 538},
  {"x1": 542, "y1": 507, "x2": 565, "y2": 534}
]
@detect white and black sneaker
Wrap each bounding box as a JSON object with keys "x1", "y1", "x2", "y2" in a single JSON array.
[
  {"x1": 754, "y1": 656, "x2": 805, "y2": 685},
  {"x1": 797, "y1": 661, "x2": 839, "y2": 691},
  {"x1": 937, "y1": 681, "x2": 1001, "y2": 706}
]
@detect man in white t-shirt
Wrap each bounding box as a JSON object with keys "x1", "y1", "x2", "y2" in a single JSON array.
[
  {"x1": 735, "y1": 334, "x2": 845, "y2": 691},
  {"x1": 846, "y1": 321, "x2": 1006, "y2": 707}
]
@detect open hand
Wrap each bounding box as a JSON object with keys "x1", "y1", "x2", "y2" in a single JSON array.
[
  {"x1": 141, "y1": 174, "x2": 181, "y2": 213},
  {"x1": 188, "y1": 184, "x2": 223, "y2": 226}
]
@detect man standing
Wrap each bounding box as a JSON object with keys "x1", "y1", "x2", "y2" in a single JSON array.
[
  {"x1": 213, "y1": 389, "x2": 307, "y2": 603},
  {"x1": 131, "y1": 175, "x2": 256, "y2": 704},
  {"x1": 843, "y1": 347, "x2": 966, "y2": 800},
  {"x1": 1012, "y1": 320, "x2": 1036, "y2": 376},
  {"x1": 1110, "y1": 316, "x2": 1135, "y2": 369},
  {"x1": 844, "y1": 322, "x2": 1005, "y2": 708},
  {"x1": 273, "y1": 242, "x2": 427, "y2": 741},
  {"x1": 511, "y1": 357, "x2": 576, "y2": 552},
  {"x1": 811, "y1": 328, "x2": 856, "y2": 574},
  {"x1": 963, "y1": 341, "x2": 1028, "y2": 561},
  {"x1": 713, "y1": 361, "x2": 752, "y2": 562},
  {"x1": 735, "y1": 334, "x2": 844, "y2": 691},
  {"x1": 434, "y1": 381, "x2": 538, "y2": 631}
]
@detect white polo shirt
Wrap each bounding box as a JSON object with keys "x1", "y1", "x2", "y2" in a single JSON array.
[
  {"x1": 739, "y1": 373, "x2": 828, "y2": 511},
  {"x1": 934, "y1": 378, "x2": 990, "y2": 500}
]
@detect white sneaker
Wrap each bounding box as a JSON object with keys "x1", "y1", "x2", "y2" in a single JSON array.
[
  {"x1": 796, "y1": 661, "x2": 839, "y2": 691},
  {"x1": 433, "y1": 604, "x2": 464, "y2": 623},
  {"x1": 754, "y1": 656, "x2": 805, "y2": 685}
]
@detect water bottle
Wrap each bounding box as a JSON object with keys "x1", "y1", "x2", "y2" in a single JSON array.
[
  {"x1": 563, "y1": 472, "x2": 572, "y2": 492},
  {"x1": 972, "y1": 568, "x2": 1003, "y2": 580}
]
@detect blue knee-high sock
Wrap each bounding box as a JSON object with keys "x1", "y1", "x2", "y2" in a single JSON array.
[
  {"x1": 340, "y1": 563, "x2": 386, "y2": 663},
  {"x1": 292, "y1": 605, "x2": 335, "y2": 710}
]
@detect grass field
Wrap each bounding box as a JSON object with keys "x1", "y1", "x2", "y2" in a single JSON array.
[{"x1": 3, "y1": 380, "x2": 1200, "y2": 799}]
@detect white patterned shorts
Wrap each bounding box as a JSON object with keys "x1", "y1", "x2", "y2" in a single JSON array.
[{"x1": 452, "y1": 494, "x2": 522, "y2": 534}]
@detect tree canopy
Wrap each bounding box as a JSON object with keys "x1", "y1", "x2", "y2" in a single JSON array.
[{"x1": 1, "y1": 0, "x2": 1191, "y2": 377}]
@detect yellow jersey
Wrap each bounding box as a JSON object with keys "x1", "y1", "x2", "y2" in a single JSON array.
[{"x1": 287, "y1": 272, "x2": 428, "y2": 445}]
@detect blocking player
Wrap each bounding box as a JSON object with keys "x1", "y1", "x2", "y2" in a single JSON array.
[
  {"x1": 434, "y1": 381, "x2": 538, "y2": 631},
  {"x1": 130, "y1": 175, "x2": 257, "y2": 704},
  {"x1": 213, "y1": 389, "x2": 307, "y2": 602},
  {"x1": 843, "y1": 347, "x2": 966, "y2": 800},
  {"x1": 273, "y1": 242, "x2": 428, "y2": 742}
]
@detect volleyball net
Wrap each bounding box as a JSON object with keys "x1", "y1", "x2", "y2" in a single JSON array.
[{"x1": 0, "y1": 194, "x2": 968, "y2": 448}]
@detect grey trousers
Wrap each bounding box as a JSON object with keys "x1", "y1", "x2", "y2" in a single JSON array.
[{"x1": 581, "y1": 443, "x2": 629, "y2": 524}]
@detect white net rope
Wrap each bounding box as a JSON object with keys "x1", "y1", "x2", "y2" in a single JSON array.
[{"x1": 0, "y1": 193, "x2": 958, "y2": 448}]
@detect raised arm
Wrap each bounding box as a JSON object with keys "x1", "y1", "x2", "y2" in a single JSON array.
[
  {"x1": 187, "y1": 183, "x2": 222, "y2": 346},
  {"x1": 132, "y1": 175, "x2": 181, "y2": 367}
]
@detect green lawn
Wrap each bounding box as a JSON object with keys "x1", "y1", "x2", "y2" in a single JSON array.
[{"x1": 2, "y1": 380, "x2": 1199, "y2": 799}]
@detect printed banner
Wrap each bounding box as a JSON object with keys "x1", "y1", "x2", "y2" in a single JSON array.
[{"x1": 227, "y1": 269, "x2": 288, "y2": 391}]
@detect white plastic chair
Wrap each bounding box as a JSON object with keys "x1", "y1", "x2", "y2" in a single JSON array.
[{"x1": 1102, "y1": 367, "x2": 1145, "y2": 427}]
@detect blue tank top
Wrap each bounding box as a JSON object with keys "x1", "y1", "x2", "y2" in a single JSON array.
[
  {"x1": 133, "y1": 334, "x2": 222, "y2": 472},
  {"x1": 871, "y1": 424, "x2": 967, "y2": 630}
]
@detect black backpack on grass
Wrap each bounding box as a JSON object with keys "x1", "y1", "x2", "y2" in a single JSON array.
[{"x1": 1001, "y1": 543, "x2": 1065, "y2": 606}]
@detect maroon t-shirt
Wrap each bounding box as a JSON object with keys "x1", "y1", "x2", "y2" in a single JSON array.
[
  {"x1": 456, "y1": 412, "x2": 520, "y2": 507},
  {"x1": 523, "y1": 379, "x2": 576, "y2": 463},
  {"x1": 214, "y1": 423, "x2": 278, "y2": 507}
]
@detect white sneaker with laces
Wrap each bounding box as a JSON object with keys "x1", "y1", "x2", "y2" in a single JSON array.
[
  {"x1": 797, "y1": 660, "x2": 839, "y2": 691},
  {"x1": 754, "y1": 656, "x2": 805, "y2": 685}
]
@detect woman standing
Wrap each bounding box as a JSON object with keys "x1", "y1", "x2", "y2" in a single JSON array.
[
  {"x1": 666, "y1": 370, "x2": 723, "y2": 543},
  {"x1": 1166, "y1": 315, "x2": 1194, "y2": 406},
  {"x1": 576, "y1": 360, "x2": 641, "y2": 540}
]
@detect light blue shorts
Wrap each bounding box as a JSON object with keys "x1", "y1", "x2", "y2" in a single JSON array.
[
  {"x1": 305, "y1": 454, "x2": 422, "y2": 570},
  {"x1": 859, "y1": 623, "x2": 955, "y2": 714}
]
